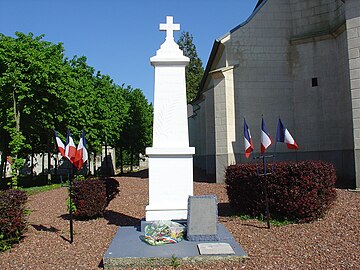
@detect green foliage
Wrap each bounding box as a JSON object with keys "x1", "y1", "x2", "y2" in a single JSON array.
[
  {"x1": 0, "y1": 31, "x2": 153, "y2": 177},
  {"x1": 66, "y1": 197, "x2": 77, "y2": 213},
  {"x1": 235, "y1": 213, "x2": 293, "y2": 226},
  {"x1": 19, "y1": 183, "x2": 62, "y2": 196},
  {"x1": 117, "y1": 87, "x2": 153, "y2": 171},
  {"x1": 177, "y1": 31, "x2": 204, "y2": 103},
  {"x1": 170, "y1": 254, "x2": 181, "y2": 268}
]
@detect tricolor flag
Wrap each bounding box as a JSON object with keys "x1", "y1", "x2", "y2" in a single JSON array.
[
  {"x1": 243, "y1": 118, "x2": 254, "y2": 158},
  {"x1": 65, "y1": 130, "x2": 77, "y2": 163},
  {"x1": 74, "y1": 131, "x2": 88, "y2": 170},
  {"x1": 260, "y1": 117, "x2": 272, "y2": 155},
  {"x1": 54, "y1": 130, "x2": 65, "y2": 157},
  {"x1": 276, "y1": 118, "x2": 298, "y2": 149}
]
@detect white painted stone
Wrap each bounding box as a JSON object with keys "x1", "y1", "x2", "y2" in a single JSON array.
[{"x1": 146, "y1": 16, "x2": 194, "y2": 221}]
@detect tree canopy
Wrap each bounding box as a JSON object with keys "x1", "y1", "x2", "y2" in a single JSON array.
[
  {"x1": 0, "y1": 32, "x2": 153, "y2": 181},
  {"x1": 177, "y1": 31, "x2": 204, "y2": 103}
]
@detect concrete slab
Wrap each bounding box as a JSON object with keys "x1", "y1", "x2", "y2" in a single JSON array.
[
  {"x1": 103, "y1": 223, "x2": 247, "y2": 268},
  {"x1": 197, "y1": 243, "x2": 235, "y2": 255}
]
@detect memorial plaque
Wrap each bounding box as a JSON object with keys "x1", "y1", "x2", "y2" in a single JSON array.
[
  {"x1": 187, "y1": 195, "x2": 218, "y2": 241},
  {"x1": 197, "y1": 243, "x2": 235, "y2": 255}
]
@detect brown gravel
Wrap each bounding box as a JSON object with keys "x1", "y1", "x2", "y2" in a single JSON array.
[{"x1": 0, "y1": 174, "x2": 359, "y2": 270}]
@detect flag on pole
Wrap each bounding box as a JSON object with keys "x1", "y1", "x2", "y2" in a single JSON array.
[
  {"x1": 74, "y1": 131, "x2": 88, "y2": 170},
  {"x1": 65, "y1": 130, "x2": 77, "y2": 163},
  {"x1": 276, "y1": 118, "x2": 298, "y2": 149},
  {"x1": 54, "y1": 130, "x2": 66, "y2": 157},
  {"x1": 260, "y1": 117, "x2": 272, "y2": 155},
  {"x1": 244, "y1": 118, "x2": 254, "y2": 158}
]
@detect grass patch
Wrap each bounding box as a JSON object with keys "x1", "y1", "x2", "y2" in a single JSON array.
[
  {"x1": 235, "y1": 213, "x2": 294, "y2": 227},
  {"x1": 19, "y1": 183, "x2": 63, "y2": 196}
]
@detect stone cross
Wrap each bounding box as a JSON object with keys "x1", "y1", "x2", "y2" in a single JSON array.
[{"x1": 160, "y1": 16, "x2": 180, "y2": 41}]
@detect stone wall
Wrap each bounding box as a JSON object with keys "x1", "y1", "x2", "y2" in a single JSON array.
[
  {"x1": 345, "y1": 0, "x2": 360, "y2": 188},
  {"x1": 190, "y1": 0, "x2": 357, "y2": 186}
]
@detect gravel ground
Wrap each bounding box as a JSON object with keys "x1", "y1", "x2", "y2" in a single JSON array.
[{"x1": 0, "y1": 174, "x2": 359, "y2": 270}]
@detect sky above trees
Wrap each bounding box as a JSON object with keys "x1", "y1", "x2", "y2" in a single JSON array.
[{"x1": 0, "y1": 0, "x2": 258, "y2": 103}]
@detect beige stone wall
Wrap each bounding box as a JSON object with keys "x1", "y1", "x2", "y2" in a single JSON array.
[
  {"x1": 190, "y1": 0, "x2": 357, "y2": 186},
  {"x1": 290, "y1": 0, "x2": 345, "y2": 38},
  {"x1": 345, "y1": 0, "x2": 360, "y2": 188}
]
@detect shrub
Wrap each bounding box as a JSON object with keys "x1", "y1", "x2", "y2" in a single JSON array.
[
  {"x1": 72, "y1": 177, "x2": 119, "y2": 219},
  {"x1": 225, "y1": 160, "x2": 337, "y2": 223},
  {"x1": 72, "y1": 179, "x2": 107, "y2": 218},
  {"x1": 0, "y1": 189, "x2": 28, "y2": 251}
]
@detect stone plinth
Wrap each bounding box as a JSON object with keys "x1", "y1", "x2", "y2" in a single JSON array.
[{"x1": 145, "y1": 16, "x2": 194, "y2": 221}]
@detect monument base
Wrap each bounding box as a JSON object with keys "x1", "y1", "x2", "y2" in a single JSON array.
[
  {"x1": 145, "y1": 147, "x2": 195, "y2": 221},
  {"x1": 145, "y1": 205, "x2": 187, "y2": 221}
]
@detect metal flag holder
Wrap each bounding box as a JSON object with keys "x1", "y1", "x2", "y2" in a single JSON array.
[
  {"x1": 253, "y1": 154, "x2": 275, "y2": 229},
  {"x1": 68, "y1": 164, "x2": 74, "y2": 244}
]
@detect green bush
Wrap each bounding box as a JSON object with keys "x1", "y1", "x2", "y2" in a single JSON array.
[
  {"x1": 225, "y1": 160, "x2": 337, "y2": 223},
  {"x1": 0, "y1": 189, "x2": 28, "y2": 251}
]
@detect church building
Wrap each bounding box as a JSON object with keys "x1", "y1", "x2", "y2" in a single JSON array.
[{"x1": 188, "y1": 0, "x2": 360, "y2": 188}]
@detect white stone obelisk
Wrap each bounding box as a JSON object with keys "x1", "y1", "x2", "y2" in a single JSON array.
[{"x1": 145, "y1": 16, "x2": 195, "y2": 221}]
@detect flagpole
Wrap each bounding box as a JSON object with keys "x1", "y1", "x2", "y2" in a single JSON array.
[
  {"x1": 253, "y1": 154, "x2": 272, "y2": 229},
  {"x1": 68, "y1": 162, "x2": 74, "y2": 244},
  {"x1": 272, "y1": 141, "x2": 278, "y2": 173},
  {"x1": 263, "y1": 155, "x2": 271, "y2": 229}
]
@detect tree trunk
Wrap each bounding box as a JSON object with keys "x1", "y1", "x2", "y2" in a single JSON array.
[
  {"x1": 120, "y1": 146, "x2": 124, "y2": 175},
  {"x1": 42, "y1": 151, "x2": 45, "y2": 175},
  {"x1": 104, "y1": 142, "x2": 108, "y2": 177},
  {"x1": 54, "y1": 155, "x2": 58, "y2": 183},
  {"x1": 13, "y1": 90, "x2": 20, "y2": 132},
  {"x1": 93, "y1": 153, "x2": 97, "y2": 176},
  {"x1": 0, "y1": 154, "x2": 5, "y2": 181},
  {"x1": 130, "y1": 148, "x2": 134, "y2": 172},
  {"x1": 30, "y1": 151, "x2": 34, "y2": 182}
]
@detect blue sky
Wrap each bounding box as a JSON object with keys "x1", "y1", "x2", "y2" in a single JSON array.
[{"x1": 0, "y1": 0, "x2": 258, "y2": 103}]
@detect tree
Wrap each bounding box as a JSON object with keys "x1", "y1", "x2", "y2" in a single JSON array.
[
  {"x1": 0, "y1": 32, "x2": 67, "y2": 186},
  {"x1": 0, "y1": 31, "x2": 151, "y2": 181},
  {"x1": 117, "y1": 87, "x2": 152, "y2": 172},
  {"x1": 177, "y1": 31, "x2": 204, "y2": 103}
]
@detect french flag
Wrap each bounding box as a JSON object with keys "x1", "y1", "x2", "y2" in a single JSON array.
[
  {"x1": 260, "y1": 117, "x2": 272, "y2": 155},
  {"x1": 65, "y1": 130, "x2": 77, "y2": 163},
  {"x1": 54, "y1": 130, "x2": 65, "y2": 157},
  {"x1": 243, "y1": 118, "x2": 254, "y2": 158},
  {"x1": 74, "y1": 131, "x2": 88, "y2": 170},
  {"x1": 276, "y1": 118, "x2": 298, "y2": 149}
]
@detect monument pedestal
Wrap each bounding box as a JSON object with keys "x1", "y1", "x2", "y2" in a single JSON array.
[{"x1": 145, "y1": 147, "x2": 194, "y2": 221}]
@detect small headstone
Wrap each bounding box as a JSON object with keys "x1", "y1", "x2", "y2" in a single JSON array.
[
  {"x1": 197, "y1": 243, "x2": 235, "y2": 255},
  {"x1": 186, "y1": 195, "x2": 218, "y2": 241}
]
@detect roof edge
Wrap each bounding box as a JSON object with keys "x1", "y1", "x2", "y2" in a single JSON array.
[
  {"x1": 218, "y1": 0, "x2": 268, "y2": 41},
  {"x1": 191, "y1": 40, "x2": 221, "y2": 103}
]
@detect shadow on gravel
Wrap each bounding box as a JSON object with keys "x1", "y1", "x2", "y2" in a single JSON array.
[
  {"x1": 118, "y1": 169, "x2": 149, "y2": 179},
  {"x1": 31, "y1": 223, "x2": 74, "y2": 244},
  {"x1": 103, "y1": 210, "x2": 141, "y2": 227},
  {"x1": 31, "y1": 224, "x2": 60, "y2": 233}
]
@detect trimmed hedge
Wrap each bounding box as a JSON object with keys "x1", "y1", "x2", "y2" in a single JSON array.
[
  {"x1": 0, "y1": 189, "x2": 28, "y2": 251},
  {"x1": 72, "y1": 177, "x2": 119, "y2": 219},
  {"x1": 225, "y1": 160, "x2": 337, "y2": 223}
]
